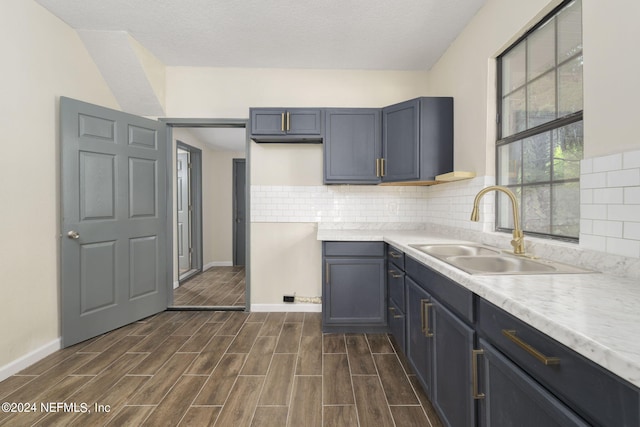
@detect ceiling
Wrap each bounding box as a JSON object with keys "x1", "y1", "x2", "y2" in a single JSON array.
[
  {"x1": 36, "y1": 0, "x2": 485, "y2": 70},
  {"x1": 35, "y1": 0, "x2": 486, "y2": 150}
]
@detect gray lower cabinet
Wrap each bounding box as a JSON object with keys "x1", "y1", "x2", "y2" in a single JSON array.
[
  {"x1": 477, "y1": 298, "x2": 639, "y2": 427},
  {"x1": 382, "y1": 97, "x2": 453, "y2": 183},
  {"x1": 405, "y1": 276, "x2": 434, "y2": 397},
  {"x1": 322, "y1": 242, "x2": 387, "y2": 333},
  {"x1": 250, "y1": 108, "x2": 323, "y2": 141},
  {"x1": 387, "y1": 244, "x2": 406, "y2": 351},
  {"x1": 478, "y1": 338, "x2": 589, "y2": 427},
  {"x1": 323, "y1": 243, "x2": 640, "y2": 426},
  {"x1": 405, "y1": 256, "x2": 476, "y2": 427},
  {"x1": 323, "y1": 109, "x2": 381, "y2": 184}
]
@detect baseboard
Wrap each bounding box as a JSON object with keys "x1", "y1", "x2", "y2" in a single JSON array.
[
  {"x1": 251, "y1": 303, "x2": 322, "y2": 313},
  {"x1": 204, "y1": 261, "x2": 233, "y2": 270},
  {"x1": 0, "y1": 338, "x2": 62, "y2": 382}
]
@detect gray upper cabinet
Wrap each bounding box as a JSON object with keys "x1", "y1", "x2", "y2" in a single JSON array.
[
  {"x1": 382, "y1": 97, "x2": 453, "y2": 183},
  {"x1": 250, "y1": 108, "x2": 323, "y2": 142},
  {"x1": 323, "y1": 109, "x2": 381, "y2": 184},
  {"x1": 322, "y1": 97, "x2": 453, "y2": 184}
]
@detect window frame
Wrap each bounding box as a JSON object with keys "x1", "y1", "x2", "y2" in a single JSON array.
[{"x1": 496, "y1": 0, "x2": 583, "y2": 242}]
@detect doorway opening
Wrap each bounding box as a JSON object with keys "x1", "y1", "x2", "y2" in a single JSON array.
[{"x1": 163, "y1": 119, "x2": 250, "y2": 311}]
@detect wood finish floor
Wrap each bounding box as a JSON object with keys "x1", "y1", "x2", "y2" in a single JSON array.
[
  {"x1": 173, "y1": 267, "x2": 245, "y2": 307},
  {"x1": 0, "y1": 311, "x2": 444, "y2": 426}
]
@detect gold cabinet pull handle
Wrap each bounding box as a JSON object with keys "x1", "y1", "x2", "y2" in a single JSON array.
[
  {"x1": 502, "y1": 329, "x2": 561, "y2": 366},
  {"x1": 388, "y1": 269, "x2": 403, "y2": 279},
  {"x1": 325, "y1": 262, "x2": 330, "y2": 284},
  {"x1": 376, "y1": 158, "x2": 381, "y2": 177},
  {"x1": 472, "y1": 349, "x2": 485, "y2": 399},
  {"x1": 421, "y1": 299, "x2": 434, "y2": 337},
  {"x1": 281, "y1": 113, "x2": 285, "y2": 131},
  {"x1": 388, "y1": 306, "x2": 403, "y2": 319},
  {"x1": 380, "y1": 158, "x2": 386, "y2": 177},
  {"x1": 388, "y1": 251, "x2": 401, "y2": 259},
  {"x1": 286, "y1": 111, "x2": 291, "y2": 131}
]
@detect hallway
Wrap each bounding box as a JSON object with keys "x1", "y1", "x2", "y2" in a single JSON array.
[{"x1": 174, "y1": 267, "x2": 245, "y2": 307}]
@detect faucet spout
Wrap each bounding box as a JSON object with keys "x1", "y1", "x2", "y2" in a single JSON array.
[{"x1": 470, "y1": 185, "x2": 525, "y2": 255}]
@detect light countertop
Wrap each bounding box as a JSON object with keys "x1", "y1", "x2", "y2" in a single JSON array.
[{"x1": 317, "y1": 228, "x2": 640, "y2": 389}]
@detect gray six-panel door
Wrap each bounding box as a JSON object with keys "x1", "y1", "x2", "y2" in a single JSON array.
[{"x1": 61, "y1": 97, "x2": 168, "y2": 347}]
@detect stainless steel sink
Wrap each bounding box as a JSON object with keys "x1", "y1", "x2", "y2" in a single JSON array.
[
  {"x1": 409, "y1": 243, "x2": 593, "y2": 275},
  {"x1": 410, "y1": 244, "x2": 501, "y2": 257},
  {"x1": 446, "y1": 255, "x2": 558, "y2": 274}
]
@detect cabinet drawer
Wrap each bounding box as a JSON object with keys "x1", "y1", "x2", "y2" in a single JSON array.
[
  {"x1": 387, "y1": 245, "x2": 405, "y2": 269},
  {"x1": 388, "y1": 299, "x2": 405, "y2": 353},
  {"x1": 387, "y1": 262, "x2": 405, "y2": 311},
  {"x1": 405, "y1": 256, "x2": 474, "y2": 323},
  {"x1": 324, "y1": 241, "x2": 384, "y2": 257},
  {"x1": 478, "y1": 298, "x2": 639, "y2": 427}
]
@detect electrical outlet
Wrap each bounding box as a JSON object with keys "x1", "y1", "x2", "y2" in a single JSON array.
[{"x1": 283, "y1": 295, "x2": 295, "y2": 303}]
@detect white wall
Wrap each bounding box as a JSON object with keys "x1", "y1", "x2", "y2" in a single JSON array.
[{"x1": 0, "y1": 0, "x2": 118, "y2": 372}]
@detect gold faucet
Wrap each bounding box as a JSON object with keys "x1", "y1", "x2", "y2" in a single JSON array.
[{"x1": 470, "y1": 186, "x2": 525, "y2": 255}]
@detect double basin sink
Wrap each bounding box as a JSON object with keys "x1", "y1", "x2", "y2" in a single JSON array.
[{"x1": 409, "y1": 243, "x2": 593, "y2": 275}]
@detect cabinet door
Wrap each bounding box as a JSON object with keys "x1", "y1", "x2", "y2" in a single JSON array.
[
  {"x1": 432, "y1": 299, "x2": 475, "y2": 427},
  {"x1": 324, "y1": 109, "x2": 381, "y2": 184},
  {"x1": 251, "y1": 108, "x2": 287, "y2": 135},
  {"x1": 478, "y1": 339, "x2": 589, "y2": 427},
  {"x1": 382, "y1": 99, "x2": 420, "y2": 182},
  {"x1": 323, "y1": 257, "x2": 386, "y2": 326},
  {"x1": 405, "y1": 277, "x2": 434, "y2": 397},
  {"x1": 286, "y1": 109, "x2": 322, "y2": 135}
]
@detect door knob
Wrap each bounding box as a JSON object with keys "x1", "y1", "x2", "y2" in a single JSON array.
[{"x1": 67, "y1": 230, "x2": 80, "y2": 240}]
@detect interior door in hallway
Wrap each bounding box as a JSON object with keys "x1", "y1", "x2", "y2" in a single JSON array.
[
  {"x1": 60, "y1": 97, "x2": 169, "y2": 347},
  {"x1": 233, "y1": 159, "x2": 246, "y2": 266},
  {"x1": 177, "y1": 149, "x2": 191, "y2": 275}
]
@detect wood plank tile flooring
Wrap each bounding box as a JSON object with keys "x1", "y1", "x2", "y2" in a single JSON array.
[
  {"x1": 0, "y1": 311, "x2": 444, "y2": 426},
  {"x1": 173, "y1": 267, "x2": 245, "y2": 307}
]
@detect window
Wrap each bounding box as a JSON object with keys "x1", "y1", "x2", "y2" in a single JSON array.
[{"x1": 497, "y1": 0, "x2": 582, "y2": 240}]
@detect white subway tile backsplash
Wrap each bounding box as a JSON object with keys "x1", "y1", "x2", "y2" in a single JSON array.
[
  {"x1": 592, "y1": 153, "x2": 623, "y2": 172},
  {"x1": 593, "y1": 188, "x2": 624, "y2": 204},
  {"x1": 607, "y1": 168, "x2": 640, "y2": 187},
  {"x1": 606, "y1": 237, "x2": 640, "y2": 258},
  {"x1": 581, "y1": 149, "x2": 640, "y2": 258},
  {"x1": 592, "y1": 220, "x2": 623, "y2": 238},
  {"x1": 252, "y1": 149, "x2": 639, "y2": 260},
  {"x1": 624, "y1": 222, "x2": 640, "y2": 240},
  {"x1": 580, "y1": 172, "x2": 608, "y2": 189},
  {"x1": 581, "y1": 204, "x2": 608, "y2": 220},
  {"x1": 623, "y1": 150, "x2": 640, "y2": 169},
  {"x1": 251, "y1": 176, "x2": 494, "y2": 232},
  {"x1": 579, "y1": 233, "x2": 607, "y2": 251},
  {"x1": 624, "y1": 187, "x2": 640, "y2": 204},
  {"x1": 580, "y1": 189, "x2": 593, "y2": 204},
  {"x1": 607, "y1": 204, "x2": 640, "y2": 222}
]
